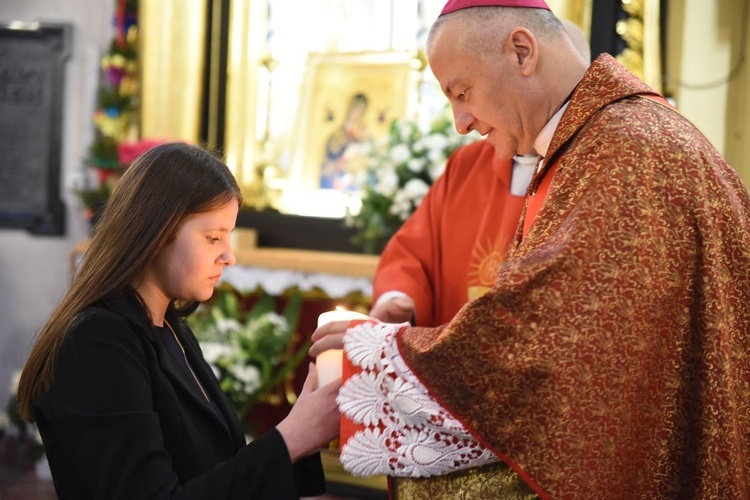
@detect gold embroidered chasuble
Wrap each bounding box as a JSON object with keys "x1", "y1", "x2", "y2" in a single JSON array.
[{"x1": 394, "y1": 54, "x2": 750, "y2": 498}]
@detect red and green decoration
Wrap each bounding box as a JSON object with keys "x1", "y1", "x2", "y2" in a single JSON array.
[
  {"x1": 80, "y1": 0, "x2": 139, "y2": 218},
  {"x1": 90, "y1": 0, "x2": 138, "y2": 169}
]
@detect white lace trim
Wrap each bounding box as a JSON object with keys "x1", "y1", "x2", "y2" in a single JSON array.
[{"x1": 337, "y1": 321, "x2": 498, "y2": 477}]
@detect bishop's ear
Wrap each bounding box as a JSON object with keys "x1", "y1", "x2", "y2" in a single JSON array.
[{"x1": 509, "y1": 27, "x2": 538, "y2": 74}]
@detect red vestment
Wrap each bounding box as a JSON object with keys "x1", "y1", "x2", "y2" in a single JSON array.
[
  {"x1": 396, "y1": 54, "x2": 750, "y2": 498},
  {"x1": 373, "y1": 140, "x2": 527, "y2": 326}
]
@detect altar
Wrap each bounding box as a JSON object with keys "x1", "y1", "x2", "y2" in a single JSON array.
[{"x1": 225, "y1": 228, "x2": 376, "y2": 298}]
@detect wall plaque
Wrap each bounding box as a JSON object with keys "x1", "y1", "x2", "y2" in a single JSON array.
[{"x1": 0, "y1": 22, "x2": 71, "y2": 235}]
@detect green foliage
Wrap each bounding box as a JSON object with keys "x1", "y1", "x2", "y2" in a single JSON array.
[
  {"x1": 76, "y1": 183, "x2": 111, "y2": 212},
  {"x1": 188, "y1": 288, "x2": 307, "y2": 420},
  {"x1": 97, "y1": 85, "x2": 132, "y2": 111},
  {"x1": 2, "y1": 375, "x2": 45, "y2": 463},
  {"x1": 79, "y1": 0, "x2": 138, "y2": 215}
]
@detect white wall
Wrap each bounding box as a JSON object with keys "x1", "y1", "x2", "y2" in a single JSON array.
[
  {"x1": 666, "y1": 0, "x2": 748, "y2": 182},
  {"x1": 0, "y1": 0, "x2": 112, "y2": 411},
  {"x1": 669, "y1": 0, "x2": 732, "y2": 155}
]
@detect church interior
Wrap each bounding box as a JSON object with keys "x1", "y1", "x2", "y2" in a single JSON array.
[{"x1": 0, "y1": 0, "x2": 748, "y2": 498}]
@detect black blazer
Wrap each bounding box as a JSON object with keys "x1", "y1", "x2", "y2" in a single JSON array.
[{"x1": 34, "y1": 292, "x2": 325, "y2": 499}]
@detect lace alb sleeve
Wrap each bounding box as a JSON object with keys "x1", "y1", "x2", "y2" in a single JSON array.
[{"x1": 336, "y1": 321, "x2": 498, "y2": 477}]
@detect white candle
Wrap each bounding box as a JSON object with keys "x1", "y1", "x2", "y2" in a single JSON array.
[{"x1": 316, "y1": 308, "x2": 368, "y2": 388}]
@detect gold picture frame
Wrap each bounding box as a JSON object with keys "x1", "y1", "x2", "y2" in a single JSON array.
[{"x1": 281, "y1": 51, "x2": 413, "y2": 217}]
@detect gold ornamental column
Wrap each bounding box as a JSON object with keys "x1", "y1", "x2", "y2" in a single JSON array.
[
  {"x1": 548, "y1": 0, "x2": 662, "y2": 93},
  {"x1": 139, "y1": 0, "x2": 207, "y2": 142},
  {"x1": 223, "y1": 0, "x2": 267, "y2": 202},
  {"x1": 616, "y1": 0, "x2": 662, "y2": 93},
  {"x1": 724, "y1": 0, "x2": 749, "y2": 179}
]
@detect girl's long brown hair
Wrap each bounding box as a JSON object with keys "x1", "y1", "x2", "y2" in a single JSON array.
[{"x1": 16, "y1": 142, "x2": 242, "y2": 422}]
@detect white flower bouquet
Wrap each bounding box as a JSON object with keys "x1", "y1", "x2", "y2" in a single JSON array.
[
  {"x1": 346, "y1": 107, "x2": 473, "y2": 253},
  {"x1": 189, "y1": 288, "x2": 307, "y2": 422}
]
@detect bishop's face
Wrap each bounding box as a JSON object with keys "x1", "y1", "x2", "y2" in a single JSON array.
[{"x1": 428, "y1": 20, "x2": 538, "y2": 160}]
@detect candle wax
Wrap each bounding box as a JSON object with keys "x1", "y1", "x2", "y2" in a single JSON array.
[{"x1": 316, "y1": 309, "x2": 368, "y2": 388}]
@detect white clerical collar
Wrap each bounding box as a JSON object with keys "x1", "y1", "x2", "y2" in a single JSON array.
[
  {"x1": 510, "y1": 154, "x2": 539, "y2": 196},
  {"x1": 533, "y1": 100, "x2": 570, "y2": 159}
]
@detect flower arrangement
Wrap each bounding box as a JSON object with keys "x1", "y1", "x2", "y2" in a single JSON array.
[
  {"x1": 77, "y1": 138, "x2": 166, "y2": 222},
  {"x1": 77, "y1": 0, "x2": 142, "y2": 222},
  {"x1": 346, "y1": 108, "x2": 473, "y2": 254},
  {"x1": 89, "y1": 0, "x2": 138, "y2": 172},
  {"x1": 188, "y1": 287, "x2": 308, "y2": 423},
  {"x1": 1, "y1": 371, "x2": 45, "y2": 466}
]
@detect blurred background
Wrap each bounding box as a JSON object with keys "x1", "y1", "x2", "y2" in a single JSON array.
[{"x1": 0, "y1": 0, "x2": 747, "y2": 497}]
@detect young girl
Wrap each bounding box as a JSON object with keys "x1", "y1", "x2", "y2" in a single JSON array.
[{"x1": 17, "y1": 142, "x2": 339, "y2": 499}]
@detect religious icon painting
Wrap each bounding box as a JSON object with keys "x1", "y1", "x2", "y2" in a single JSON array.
[{"x1": 282, "y1": 51, "x2": 413, "y2": 217}]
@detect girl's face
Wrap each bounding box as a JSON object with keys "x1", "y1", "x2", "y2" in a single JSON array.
[{"x1": 138, "y1": 200, "x2": 238, "y2": 316}]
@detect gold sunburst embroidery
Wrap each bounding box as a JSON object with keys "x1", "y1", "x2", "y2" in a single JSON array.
[{"x1": 466, "y1": 234, "x2": 513, "y2": 302}]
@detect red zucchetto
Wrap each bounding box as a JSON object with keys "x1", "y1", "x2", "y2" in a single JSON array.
[{"x1": 440, "y1": 0, "x2": 550, "y2": 16}]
